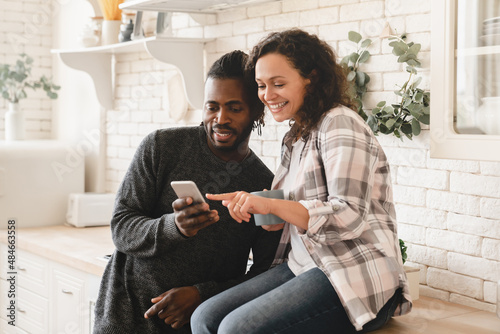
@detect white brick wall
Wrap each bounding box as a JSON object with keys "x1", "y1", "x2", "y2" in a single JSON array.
[
  {"x1": 31, "y1": 0, "x2": 497, "y2": 313},
  {"x1": 0, "y1": 0, "x2": 56, "y2": 139}
]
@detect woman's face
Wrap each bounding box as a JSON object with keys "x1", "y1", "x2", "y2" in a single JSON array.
[{"x1": 255, "y1": 53, "x2": 310, "y2": 123}]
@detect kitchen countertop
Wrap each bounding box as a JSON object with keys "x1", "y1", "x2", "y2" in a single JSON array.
[{"x1": 0, "y1": 224, "x2": 114, "y2": 276}]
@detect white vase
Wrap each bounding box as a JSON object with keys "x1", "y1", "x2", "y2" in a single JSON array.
[
  {"x1": 5, "y1": 102, "x2": 25, "y2": 141},
  {"x1": 101, "y1": 20, "x2": 121, "y2": 45},
  {"x1": 404, "y1": 265, "x2": 420, "y2": 301}
]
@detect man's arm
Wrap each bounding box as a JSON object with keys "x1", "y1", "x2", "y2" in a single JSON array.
[{"x1": 110, "y1": 131, "x2": 218, "y2": 257}]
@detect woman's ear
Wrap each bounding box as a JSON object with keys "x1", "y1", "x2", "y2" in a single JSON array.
[
  {"x1": 309, "y1": 69, "x2": 318, "y2": 83},
  {"x1": 306, "y1": 69, "x2": 318, "y2": 92}
]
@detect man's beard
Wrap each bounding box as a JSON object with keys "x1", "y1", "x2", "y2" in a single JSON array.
[{"x1": 212, "y1": 122, "x2": 253, "y2": 153}]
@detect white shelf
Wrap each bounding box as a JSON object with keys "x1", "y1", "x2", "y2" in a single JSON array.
[
  {"x1": 52, "y1": 36, "x2": 212, "y2": 110},
  {"x1": 119, "y1": 0, "x2": 279, "y2": 13}
]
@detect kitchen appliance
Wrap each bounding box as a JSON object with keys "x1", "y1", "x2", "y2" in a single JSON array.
[
  {"x1": 0, "y1": 140, "x2": 84, "y2": 228},
  {"x1": 66, "y1": 192, "x2": 115, "y2": 227}
]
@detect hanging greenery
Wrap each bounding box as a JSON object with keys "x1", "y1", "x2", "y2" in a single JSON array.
[{"x1": 341, "y1": 31, "x2": 430, "y2": 140}]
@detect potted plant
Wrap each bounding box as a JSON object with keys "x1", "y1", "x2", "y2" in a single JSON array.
[{"x1": 0, "y1": 53, "x2": 60, "y2": 140}]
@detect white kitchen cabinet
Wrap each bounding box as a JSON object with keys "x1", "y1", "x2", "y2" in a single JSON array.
[
  {"x1": 431, "y1": 0, "x2": 500, "y2": 161},
  {"x1": 51, "y1": 264, "x2": 87, "y2": 334},
  {"x1": 16, "y1": 287, "x2": 49, "y2": 334},
  {"x1": 0, "y1": 248, "x2": 49, "y2": 333},
  {"x1": 0, "y1": 319, "x2": 28, "y2": 334},
  {"x1": 15, "y1": 249, "x2": 50, "y2": 298},
  {"x1": 0, "y1": 245, "x2": 100, "y2": 334}
]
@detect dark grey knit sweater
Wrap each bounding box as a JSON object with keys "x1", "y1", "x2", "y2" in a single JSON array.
[{"x1": 93, "y1": 126, "x2": 281, "y2": 334}]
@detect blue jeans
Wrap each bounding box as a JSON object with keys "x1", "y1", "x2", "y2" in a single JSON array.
[{"x1": 191, "y1": 263, "x2": 401, "y2": 334}]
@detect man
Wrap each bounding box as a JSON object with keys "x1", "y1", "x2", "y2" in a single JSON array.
[{"x1": 93, "y1": 51, "x2": 281, "y2": 333}]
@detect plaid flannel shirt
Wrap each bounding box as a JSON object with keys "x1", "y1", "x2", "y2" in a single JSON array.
[{"x1": 271, "y1": 105, "x2": 412, "y2": 330}]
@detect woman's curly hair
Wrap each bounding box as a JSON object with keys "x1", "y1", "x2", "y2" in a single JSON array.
[{"x1": 247, "y1": 29, "x2": 356, "y2": 140}]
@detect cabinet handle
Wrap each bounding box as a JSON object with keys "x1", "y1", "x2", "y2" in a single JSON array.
[
  {"x1": 17, "y1": 266, "x2": 26, "y2": 271},
  {"x1": 62, "y1": 289, "x2": 73, "y2": 294},
  {"x1": 18, "y1": 307, "x2": 26, "y2": 313}
]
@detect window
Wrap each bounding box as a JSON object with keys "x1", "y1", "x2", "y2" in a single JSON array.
[{"x1": 431, "y1": 0, "x2": 500, "y2": 161}]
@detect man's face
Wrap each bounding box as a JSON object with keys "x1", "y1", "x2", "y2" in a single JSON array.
[{"x1": 203, "y1": 78, "x2": 254, "y2": 161}]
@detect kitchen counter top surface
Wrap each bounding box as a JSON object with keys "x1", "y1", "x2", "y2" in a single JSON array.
[{"x1": 0, "y1": 224, "x2": 114, "y2": 276}]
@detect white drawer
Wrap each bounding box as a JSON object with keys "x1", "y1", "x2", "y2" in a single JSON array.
[
  {"x1": 17, "y1": 286, "x2": 49, "y2": 334},
  {"x1": 0, "y1": 279, "x2": 11, "y2": 322},
  {"x1": 52, "y1": 266, "x2": 87, "y2": 334},
  {"x1": 0, "y1": 318, "x2": 29, "y2": 334},
  {"x1": 0, "y1": 244, "x2": 13, "y2": 280},
  {"x1": 16, "y1": 250, "x2": 49, "y2": 298}
]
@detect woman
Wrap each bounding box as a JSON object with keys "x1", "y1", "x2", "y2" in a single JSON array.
[{"x1": 191, "y1": 29, "x2": 411, "y2": 334}]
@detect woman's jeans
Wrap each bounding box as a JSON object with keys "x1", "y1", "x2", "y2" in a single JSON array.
[{"x1": 191, "y1": 263, "x2": 402, "y2": 334}]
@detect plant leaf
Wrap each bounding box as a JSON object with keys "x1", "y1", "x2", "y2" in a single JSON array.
[
  {"x1": 367, "y1": 115, "x2": 378, "y2": 132},
  {"x1": 411, "y1": 118, "x2": 421, "y2": 135},
  {"x1": 385, "y1": 118, "x2": 396, "y2": 129},
  {"x1": 356, "y1": 71, "x2": 366, "y2": 86},
  {"x1": 358, "y1": 50, "x2": 370, "y2": 63},
  {"x1": 418, "y1": 114, "x2": 430, "y2": 124},
  {"x1": 401, "y1": 123, "x2": 413, "y2": 135},
  {"x1": 347, "y1": 71, "x2": 356, "y2": 81},
  {"x1": 361, "y1": 39, "x2": 372, "y2": 48},
  {"x1": 349, "y1": 52, "x2": 360, "y2": 63},
  {"x1": 409, "y1": 43, "x2": 421, "y2": 55},
  {"x1": 348, "y1": 31, "x2": 362, "y2": 43},
  {"x1": 414, "y1": 91, "x2": 423, "y2": 103}
]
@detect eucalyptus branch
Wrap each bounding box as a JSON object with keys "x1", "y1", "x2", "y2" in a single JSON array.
[
  {"x1": 342, "y1": 32, "x2": 430, "y2": 140},
  {"x1": 0, "y1": 53, "x2": 60, "y2": 104}
]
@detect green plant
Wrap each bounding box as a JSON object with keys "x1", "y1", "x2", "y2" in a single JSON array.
[
  {"x1": 399, "y1": 238, "x2": 408, "y2": 264},
  {"x1": 340, "y1": 31, "x2": 372, "y2": 121},
  {"x1": 341, "y1": 31, "x2": 430, "y2": 140},
  {"x1": 0, "y1": 53, "x2": 60, "y2": 104}
]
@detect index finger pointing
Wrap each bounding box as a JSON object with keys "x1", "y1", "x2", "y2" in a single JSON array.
[{"x1": 205, "y1": 192, "x2": 237, "y2": 201}]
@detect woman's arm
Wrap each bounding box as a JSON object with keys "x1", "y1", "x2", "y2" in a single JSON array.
[{"x1": 205, "y1": 193, "x2": 309, "y2": 230}]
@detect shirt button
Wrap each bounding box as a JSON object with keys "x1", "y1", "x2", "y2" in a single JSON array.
[{"x1": 333, "y1": 205, "x2": 340, "y2": 211}]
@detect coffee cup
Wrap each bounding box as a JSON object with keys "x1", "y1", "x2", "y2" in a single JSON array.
[{"x1": 250, "y1": 189, "x2": 284, "y2": 226}]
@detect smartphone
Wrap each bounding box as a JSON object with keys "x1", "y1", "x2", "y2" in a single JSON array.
[{"x1": 171, "y1": 181, "x2": 206, "y2": 203}]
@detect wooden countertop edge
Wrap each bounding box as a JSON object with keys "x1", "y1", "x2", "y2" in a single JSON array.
[{"x1": 0, "y1": 224, "x2": 115, "y2": 277}]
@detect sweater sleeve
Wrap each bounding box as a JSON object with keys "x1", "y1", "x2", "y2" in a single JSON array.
[{"x1": 110, "y1": 131, "x2": 187, "y2": 258}]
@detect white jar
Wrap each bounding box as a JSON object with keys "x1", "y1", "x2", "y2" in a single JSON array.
[{"x1": 4, "y1": 102, "x2": 25, "y2": 141}]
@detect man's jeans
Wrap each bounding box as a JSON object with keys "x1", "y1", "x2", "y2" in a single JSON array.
[{"x1": 191, "y1": 263, "x2": 401, "y2": 334}]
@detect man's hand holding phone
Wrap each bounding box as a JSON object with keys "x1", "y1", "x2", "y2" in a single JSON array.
[{"x1": 171, "y1": 181, "x2": 219, "y2": 237}]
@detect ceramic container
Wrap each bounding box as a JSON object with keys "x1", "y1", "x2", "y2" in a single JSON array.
[{"x1": 4, "y1": 102, "x2": 24, "y2": 141}]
